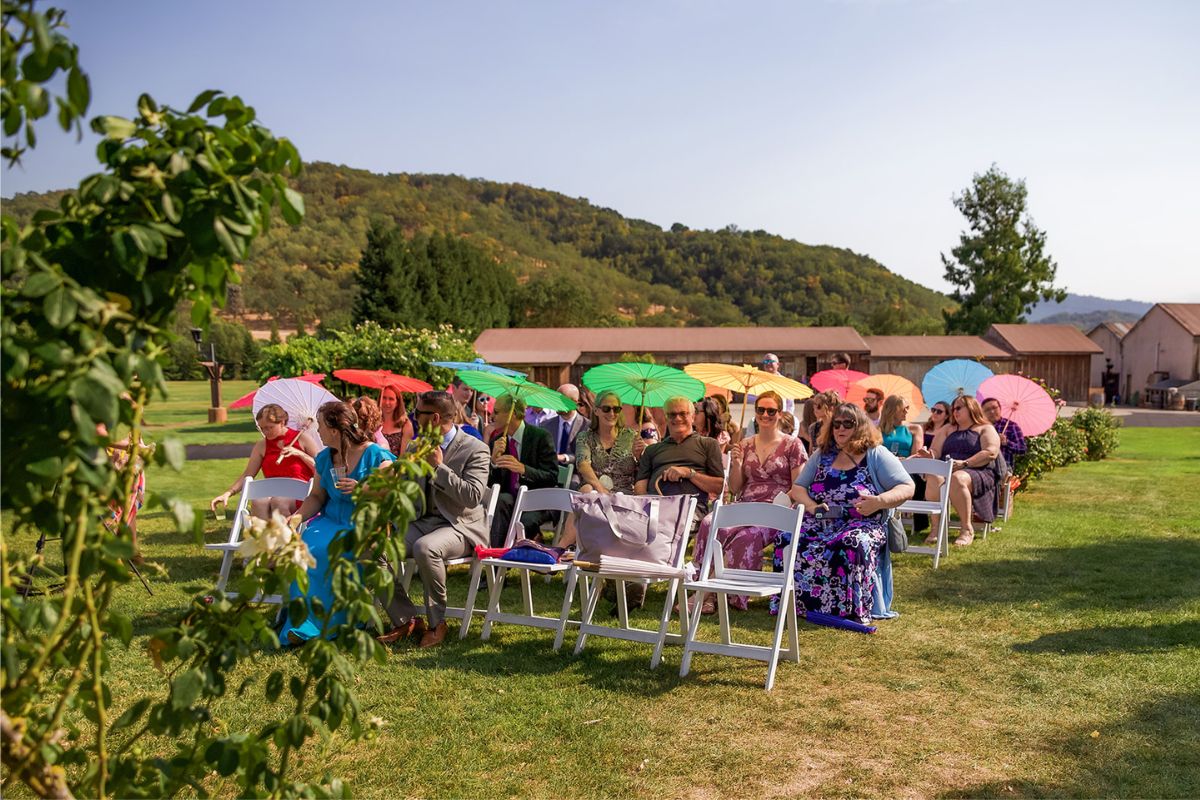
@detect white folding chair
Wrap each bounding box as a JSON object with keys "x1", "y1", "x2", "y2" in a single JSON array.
[
  {"x1": 397, "y1": 484, "x2": 500, "y2": 638},
  {"x1": 206, "y1": 475, "x2": 312, "y2": 602},
  {"x1": 896, "y1": 458, "x2": 953, "y2": 568},
  {"x1": 679, "y1": 501, "x2": 805, "y2": 691},
  {"x1": 468, "y1": 487, "x2": 578, "y2": 640},
  {"x1": 546, "y1": 464, "x2": 576, "y2": 546},
  {"x1": 554, "y1": 494, "x2": 698, "y2": 668}
]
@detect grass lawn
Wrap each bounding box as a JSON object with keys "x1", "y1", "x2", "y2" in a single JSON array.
[
  {"x1": 5, "y1": 427, "x2": 1198, "y2": 798},
  {"x1": 144, "y1": 380, "x2": 261, "y2": 445}
]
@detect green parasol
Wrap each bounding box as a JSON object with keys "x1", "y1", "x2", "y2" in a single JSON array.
[
  {"x1": 582, "y1": 362, "x2": 706, "y2": 425},
  {"x1": 453, "y1": 371, "x2": 575, "y2": 413}
]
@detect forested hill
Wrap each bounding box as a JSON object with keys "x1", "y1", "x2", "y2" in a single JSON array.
[{"x1": 3, "y1": 161, "x2": 951, "y2": 333}]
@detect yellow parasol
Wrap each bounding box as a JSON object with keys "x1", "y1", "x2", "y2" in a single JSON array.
[{"x1": 683, "y1": 363, "x2": 814, "y2": 429}]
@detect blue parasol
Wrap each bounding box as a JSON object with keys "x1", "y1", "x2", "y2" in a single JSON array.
[
  {"x1": 430, "y1": 358, "x2": 526, "y2": 378},
  {"x1": 804, "y1": 610, "x2": 876, "y2": 634},
  {"x1": 920, "y1": 359, "x2": 995, "y2": 406}
]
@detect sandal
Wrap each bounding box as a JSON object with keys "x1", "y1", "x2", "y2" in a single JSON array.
[
  {"x1": 952, "y1": 530, "x2": 975, "y2": 547},
  {"x1": 923, "y1": 532, "x2": 939, "y2": 546},
  {"x1": 701, "y1": 597, "x2": 718, "y2": 615}
]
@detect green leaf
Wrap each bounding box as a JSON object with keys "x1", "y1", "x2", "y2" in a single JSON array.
[
  {"x1": 69, "y1": 375, "x2": 118, "y2": 426},
  {"x1": 128, "y1": 224, "x2": 167, "y2": 259},
  {"x1": 67, "y1": 67, "x2": 90, "y2": 115},
  {"x1": 161, "y1": 192, "x2": 181, "y2": 223},
  {"x1": 161, "y1": 437, "x2": 185, "y2": 471},
  {"x1": 43, "y1": 286, "x2": 78, "y2": 328},
  {"x1": 105, "y1": 611, "x2": 133, "y2": 646},
  {"x1": 22, "y1": 270, "x2": 60, "y2": 298},
  {"x1": 265, "y1": 670, "x2": 284, "y2": 702},
  {"x1": 92, "y1": 115, "x2": 137, "y2": 140},
  {"x1": 187, "y1": 89, "x2": 223, "y2": 114},
  {"x1": 110, "y1": 698, "x2": 150, "y2": 731},
  {"x1": 289, "y1": 675, "x2": 304, "y2": 701},
  {"x1": 288, "y1": 597, "x2": 307, "y2": 627},
  {"x1": 212, "y1": 217, "x2": 243, "y2": 259},
  {"x1": 279, "y1": 186, "x2": 305, "y2": 226},
  {"x1": 171, "y1": 668, "x2": 204, "y2": 709},
  {"x1": 26, "y1": 456, "x2": 62, "y2": 480}
]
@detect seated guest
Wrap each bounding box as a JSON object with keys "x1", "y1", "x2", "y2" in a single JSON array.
[
  {"x1": 539, "y1": 383, "x2": 588, "y2": 466},
  {"x1": 352, "y1": 396, "x2": 391, "y2": 450},
  {"x1": 805, "y1": 390, "x2": 839, "y2": 448},
  {"x1": 694, "y1": 397, "x2": 732, "y2": 453},
  {"x1": 779, "y1": 411, "x2": 797, "y2": 437},
  {"x1": 558, "y1": 391, "x2": 639, "y2": 549},
  {"x1": 211, "y1": 404, "x2": 322, "y2": 521},
  {"x1": 377, "y1": 391, "x2": 490, "y2": 648},
  {"x1": 861, "y1": 388, "x2": 885, "y2": 426},
  {"x1": 923, "y1": 401, "x2": 952, "y2": 449},
  {"x1": 879, "y1": 395, "x2": 924, "y2": 458},
  {"x1": 379, "y1": 386, "x2": 415, "y2": 455},
  {"x1": 634, "y1": 397, "x2": 724, "y2": 516},
  {"x1": 449, "y1": 378, "x2": 480, "y2": 428},
  {"x1": 693, "y1": 391, "x2": 807, "y2": 613},
  {"x1": 280, "y1": 402, "x2": 394, "y2": 645},
  {"x1": 925, "y1": 396, "x2": 1001, "y2": 547},
  {"x1": 782, "y1": 403, "x2": 914, "y2": 622},
  {"x1": 980, "y1": 397, "x2": 1026, "y2": 469},
  {"x1": 452, "y1": 401, "x2": 485, "y2": 442},
  {"x1": 829, "y1": 353, "x2": 852, "y2": 370},
  {"x1": 488, "y1": 394, "x2": 559, "y2": 546}
]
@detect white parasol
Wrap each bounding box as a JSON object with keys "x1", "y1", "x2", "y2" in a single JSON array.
[{"x1": 252, "y1": 378, "x2": 339, "y2": 438}]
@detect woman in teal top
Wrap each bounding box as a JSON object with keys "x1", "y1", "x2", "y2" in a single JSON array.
[
  {"x1": 280, "y1": 401, "x2": 393, "y2": 645},
  {"x1": 879, "y1": 395, "x2": 925, "y2": 458}
]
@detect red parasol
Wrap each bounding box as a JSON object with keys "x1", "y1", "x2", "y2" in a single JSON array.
[
  {"x1": 332, "y1": 369, "x2": 432, "y2": 393},
  {"x1": 809, "y1": 368, "x2": 870, "y2": 399},
  {"x1": 229, "y1": 373, "x2": 325, "y2": 410},
  {"x1": 975, "y1": 374, "x2": 1057, "y2": 437}
]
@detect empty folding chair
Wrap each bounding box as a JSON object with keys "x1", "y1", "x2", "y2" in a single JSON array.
[
  {"x1": 679, "y1": 501, "x2": 804, "y2": 691},
  {"x1": 895, "y1": 458, "x2": 953, "y2": 568},
  {"x1": 554, "y1": 493, "x2": 697, "y2": 668},
  {"x1": 465, "y1": 486, "x2": 578, "y2": 640},
  {"x1": 206, "y1": 475, "x2": 313, "y2": 602}
]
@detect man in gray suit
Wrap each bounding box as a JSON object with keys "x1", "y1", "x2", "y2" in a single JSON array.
[
  {"x1": 377, "y1": 390, "x2": 490, "y2": 648},
  {"x1": 538, "y1": 383, "x2": 588, "y2": 467}
]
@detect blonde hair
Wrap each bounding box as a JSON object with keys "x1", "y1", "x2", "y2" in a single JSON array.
[
  {"x1": 591, "y1": 391, "x2": 626, "y2": 432},
  {"x1": 256, "y1": 403, "x2": 289, "y2": 426},
  {"x1": 879, "y1": 395, "x2": 908, "y2": 435},
  {"x1": 951, "y1": 395, "x2": 989, "y2": 427}
]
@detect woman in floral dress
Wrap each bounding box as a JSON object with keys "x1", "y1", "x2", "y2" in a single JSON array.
[
  {"x1": 777, "y1": 403, "x2": 914, "y2": 622},
  {"x1": 693, "y1": 391, "x2": 807, "y2": 612}
]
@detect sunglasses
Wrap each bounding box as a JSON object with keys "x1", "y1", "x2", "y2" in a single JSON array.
[
  {"x1": 598, "y1": 404, "x2": 622, "y2": 413},
  {"x1": 666, "y1": 411, "x2": 690, "y2": 419},
  {"x1": 755, "y1": 406, "x2": 779, "y2": 417},
  {"x1": 931, "y1": 408, "x2": 946, "y2": 415},
  {"x1": 831, "y1": 419, "x2": 857, "y2": 430}
]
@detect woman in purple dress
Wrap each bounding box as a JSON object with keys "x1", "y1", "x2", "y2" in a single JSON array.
[
  {"x1": 926, "y1": 395, "x2": 1001, "y2": 547},
  {"x1": 693, "y1": 391, "x2": 807, "y2": 613}
]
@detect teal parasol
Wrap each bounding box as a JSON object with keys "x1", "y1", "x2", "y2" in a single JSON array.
[
  {"x1": 582, "y1": 362, "x2": 706, "y2": 424},
  {"x1": 453, "y1": 371, "x2": 575, "y2": 413}
]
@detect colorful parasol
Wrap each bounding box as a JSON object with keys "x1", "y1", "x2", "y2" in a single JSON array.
[
  {"x1": 921, "y1": 360, "x2": 995, "y2": 406},
  {"x1": 975, "y1": 374, "x2": 1057, "y2": 437},
  {"x1": 430, "y1": 358, "x2": 526, "y2": 378},
  {"x1": 846, "y1": 374, "x2": 926, "y2": 414},
  {"x1": 229, "y1": 373, "x2": 325, "y2": 410},
  {"x1": 251, "y1": 378, "x2": 339, "y2": 436},
  {"x1": 452, "y1": 371, "x2": 575, "y2": 413},
  {"x1": 809, "y1": 368, "x2": 870, "y2": 399},
  {"x1": 332, "y1": 369, "x2": 432, "y2": 394},
  {"x1": 684, "y1": 362, "x2": 814, "y2": 428},
  {"x1": 583, "y1": 362, "x2": 705, "y2": 425}
]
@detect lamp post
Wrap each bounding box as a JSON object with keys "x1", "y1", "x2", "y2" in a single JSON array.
[{"x1": 191, "y1": 327, "x2": 227, "y2": 424}]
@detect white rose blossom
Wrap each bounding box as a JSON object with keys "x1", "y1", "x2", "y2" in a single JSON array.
[{"x1": 238, "y1": 511, "x2": 315, "y2": 571}]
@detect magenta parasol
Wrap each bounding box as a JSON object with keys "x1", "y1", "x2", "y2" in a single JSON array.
[
  {"x1": 975, "y1": 374, "x2": 1057, "y2": 437},
  {"x1": 809, "y1": 368, "x2": 870, "y2": 399}
]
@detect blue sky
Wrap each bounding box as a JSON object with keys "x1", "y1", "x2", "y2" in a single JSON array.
[{"x1": 3, "y1": 0, "x2": 1198, "y2": 303}]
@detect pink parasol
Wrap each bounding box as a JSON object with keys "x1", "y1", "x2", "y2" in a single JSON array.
[
  {"x1": 975, "y1": 374, "x2": 1057, "y2": 437},
  {"x1": 229, "y1": 373, "x2": 325, "y2": 410},
  {"x1": 809, "y1": 368, "x2": 870, "y2": 399}
]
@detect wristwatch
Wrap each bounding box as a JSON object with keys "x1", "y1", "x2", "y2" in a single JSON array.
[{"x1": 688, "y1": 467, "x2": 696, "y2": 478}]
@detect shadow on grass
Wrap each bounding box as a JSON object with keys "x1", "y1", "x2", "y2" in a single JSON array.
[
  {"x1": 1013, "y1": 620, "x2": 1200, "y2": 655},
  {"x1": 909, "y1": 535, "x2": 1200, "y2": 612},
  {"x1": 941, "y1": 691, "x2": 1200, "y2": 799}
]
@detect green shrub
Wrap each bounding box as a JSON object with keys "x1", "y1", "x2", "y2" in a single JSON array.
[
  {"x1": 1070, "y1": 406, "x2": 1122, "y2": 461},
  {"x1": 256, "y1": 321, "x2": 477, "y2": 387}
]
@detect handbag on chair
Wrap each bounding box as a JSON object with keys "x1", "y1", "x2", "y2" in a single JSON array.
[{"x1": 572, "y1": 493, "x2": 692, "y2": 568}]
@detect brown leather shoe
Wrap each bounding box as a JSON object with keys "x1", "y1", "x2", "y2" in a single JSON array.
[
  {"x1": 376, "y1": 616, "x2": 426, "y2": 645},
  {"x1": 418, "y1": 621, "x2": 448, "y2": 648}
]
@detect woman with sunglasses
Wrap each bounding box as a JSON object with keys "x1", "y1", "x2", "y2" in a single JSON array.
[
  {"x1": 925, "y1": 395, "x2": 1001, "y2": 547},
  {"x1": 557, "y1": 391, "x2": 639, "y2": 550},
  {"x1": 781, "y1": 403, "x2": 914, "y2": 622},
  {"x1": 692, "y1": 391, "x2": 807, "y2": 613},
  {"x1": 922, "y1": 401, "x2": 952, "y2": 450}
]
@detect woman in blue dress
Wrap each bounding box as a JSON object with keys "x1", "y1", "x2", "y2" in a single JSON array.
[
  {"x1": 280, "y1": 401, "x2": 393, "y2": 645},
  {"x1": 778, "y1": 403, "x2": 914, "y2": 622}
]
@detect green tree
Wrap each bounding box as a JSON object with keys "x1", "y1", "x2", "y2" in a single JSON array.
[{"x1": 941, "y1": 165, "x2": 1065, "y2": 334}]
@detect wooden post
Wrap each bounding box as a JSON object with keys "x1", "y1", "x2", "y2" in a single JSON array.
[{"x1": 201, "y1": 341, "x2": 226, "y2": 423}]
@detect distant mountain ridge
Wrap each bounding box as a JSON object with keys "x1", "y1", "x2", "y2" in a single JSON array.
[
  {"x1": 1029, "y1": 293, "x2": 1152, "y2": 322},
  {"x1": 2, "y1": 162, "x2": 951, "y2": 334}
]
